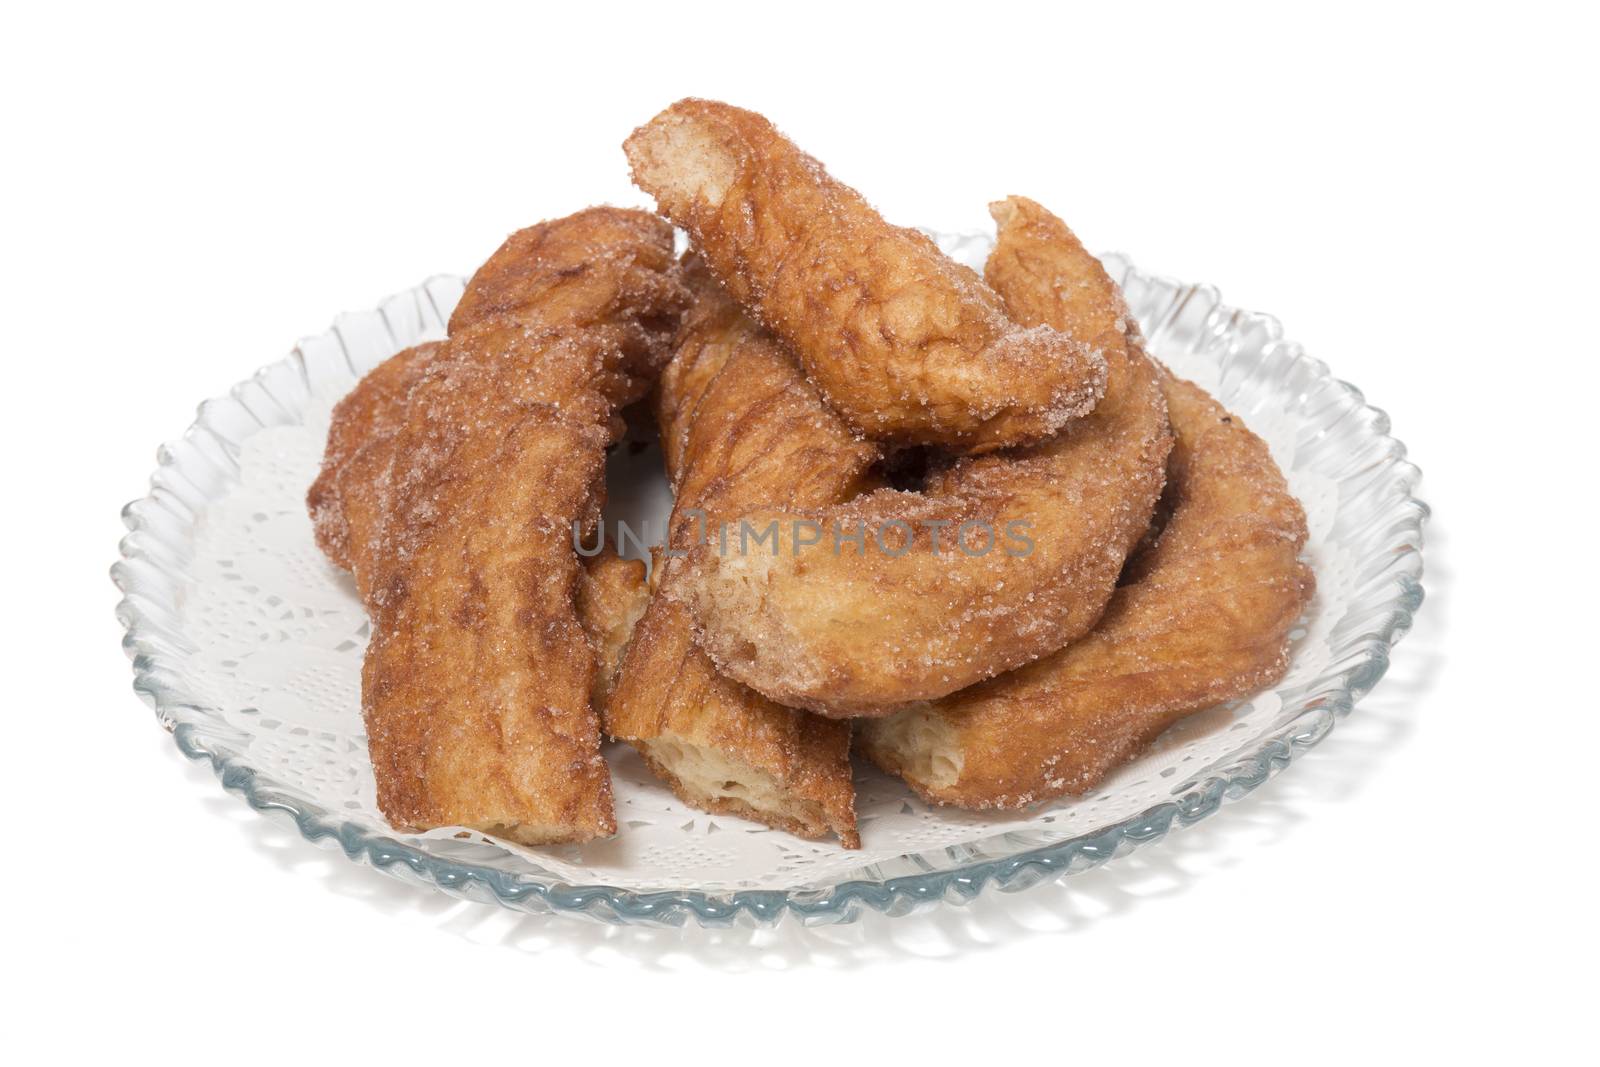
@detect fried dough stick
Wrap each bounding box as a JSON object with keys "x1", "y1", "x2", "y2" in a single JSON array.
[
  {"x1": 680, "y1": 198, "x2": 1172, "y2": 716},
  {"x1": 576, "y1": 549, "x2": 650, "y2": 712},
  {"x1": 306, "y1": 208, "x2": 687, "y2": 844},
  {"x1": 308, "y1": 340, "x2": 441, "y2": 583},
  {"x1": 859, "y1": 204, "x2": 1315, "y2": 807},
  {"x1": 603, "y1": 258, "x2": 873, "y2": 846},
  {"x1": 625, "y1": 100, "x2": 1106, "y2": 453}
]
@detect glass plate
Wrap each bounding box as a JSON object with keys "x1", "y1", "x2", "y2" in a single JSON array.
[{"x1": 113, "y1": 235, "x2": 1427, "y2": 927}]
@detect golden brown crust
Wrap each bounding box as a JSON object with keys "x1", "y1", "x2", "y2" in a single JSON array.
[
  {"x1": 679, "y1": 197, "x2": 1172, "y2": 715},
  {"x1": 306, "y1": 341, "x2": 442, "y2": 576},
  {"x1": 613, "y1": 599, "x2": 861, "y2": 848},
  {"x1": 625, "y1": 100, "x2": 1107, "y2": 452},
  {"x1": 307, "y1": 207, "x2": 688, "y2": 845},
  {"x1": 575, "y1": 549, "x2": 650, "y2": 712},
  {"x1": 604, "y1": 258, "x2": 871, "y2": 847},
  {"x1": 858, "y1": 201, "x2": 1314, "y2": 807}
]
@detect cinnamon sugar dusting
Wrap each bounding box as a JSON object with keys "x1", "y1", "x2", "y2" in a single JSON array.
[{"x1": 306, "y1": 208, "x2": 687, "y2": 845}]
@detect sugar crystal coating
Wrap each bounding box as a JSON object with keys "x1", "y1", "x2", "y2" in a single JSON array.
[
  {"x1": 306, "y1": 208, "x2": 687, "y2": 844},
  {"x1": 679, "y1": 197, "x2": 1173, "y2": 716},
  {"x1": 625, "y1": 99, "x2": 1107, "y2": 453},
  {"x1": 604, "y1": 256, "x2": 872, "y2": 846},
  {"x1": 859, "y1": 199, "x2": 1315, "y2": 809}
]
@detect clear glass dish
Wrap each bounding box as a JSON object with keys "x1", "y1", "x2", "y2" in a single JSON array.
[{"x1": 113, "y1": 236, "x2": 1426, "y2": 926}]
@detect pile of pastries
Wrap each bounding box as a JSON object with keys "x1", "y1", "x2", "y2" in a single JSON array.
[{"x1": 307, "y1": 100, "x2": 1314, "y2": 850}]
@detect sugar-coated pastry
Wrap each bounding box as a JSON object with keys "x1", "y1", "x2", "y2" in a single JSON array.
[
  {"x1": 307, "y1": 207, "x2": 687, "y2": 845},
  {"x1": 604, "y1": 257, "x2": 872, "y2": 846},
  {"x1": 625, "y1": 99, "x2": 1107, "y2": 452},
  {"x1": 680, "y1": 198, "x2": 1172, "y2": 716},
  {"x1": 860, "y1": 200, "x2": 1314, "y2": 806}
]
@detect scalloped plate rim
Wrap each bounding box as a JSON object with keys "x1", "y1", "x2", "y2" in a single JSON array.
[{"x1": 113, "y1": 251, "x2": 1428, "y2": 927}]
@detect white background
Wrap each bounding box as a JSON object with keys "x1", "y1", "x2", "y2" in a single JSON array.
[{"x1": 4, "y1": 2, "x2": 1594, "y2": 1062}]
